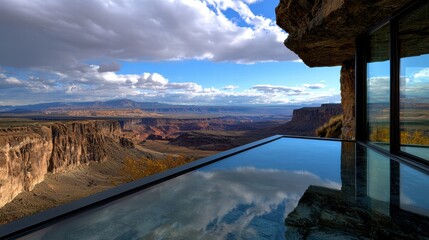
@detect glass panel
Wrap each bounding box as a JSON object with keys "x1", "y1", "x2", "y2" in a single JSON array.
[
  {"x1": 366, "y1": 150, "x2": 390, "y2": 215},
  {"x1": 15, "y1": 139, "x2": 429, "y2": 239},
  {"x1": 399, "y1": 2, "x2": 429, "y2": 161},
  {"x1": 20, "y1": 138, "x2": 344, "y2": 240},
  {"x1": 367, "y1": 24, "x2": 390, "y2": 149},
  {"x1": 400, "y1": 164, "x2": 429, "y2": 217}
]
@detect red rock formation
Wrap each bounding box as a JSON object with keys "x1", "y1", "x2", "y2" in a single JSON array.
[
  {"x1": 272, "y1": 104, "x2": 343, "y2": 136},
  {"x1": 0, "y1": 121, "x2": 121, "y2": 207}
]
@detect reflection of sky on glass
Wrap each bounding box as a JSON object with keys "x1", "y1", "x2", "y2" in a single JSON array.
[
  {"x1": 400, "y1": 164, "x2": 429, "y2": 217},
  {"x1": 202, "y1": 138, "x2": 342, "y2": 182},
  {"x1": 367, "y1": 60, "x2": 390, "y2": 104},
  {"x1": 21, "y1": 138, "x2": 343, "y2": 240},
  {"x1": 367, "y1": 150, "x2": 390, "y2": 202},
  {"x1": 400, "y1": 54, "x2": 429, "y2": 103}
]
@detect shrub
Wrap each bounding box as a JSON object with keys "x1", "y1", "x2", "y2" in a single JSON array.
[
  {"x1": 316, "y1": 115, "x2": 343, "y2": 138},
  {"x1": 369, "y1": 127, "x2": 429, "y2": 145},
  {"x1": 120, "y1": 155, "x2": 195, "y2": 182}
]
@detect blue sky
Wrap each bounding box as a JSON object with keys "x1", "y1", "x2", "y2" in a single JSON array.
[
  {"x1": 0, "y1": 0, "x2": 341, "y2": 106},
  {"x1": 367, "y1": 54, "x2": 429, "y2": 103}
]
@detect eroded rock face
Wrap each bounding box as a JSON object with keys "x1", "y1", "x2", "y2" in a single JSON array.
[
  {"x1": 276, "y1": 0, "x2": 413, "y2": 67},
  {"x1": 291, "y1": 104, "x2": 342, "y2": 124},
  {"x1": 0, "y1": 121, "x2": 121, "y2": 207},
  {"x1": 273, "y1": 104, "x2": 343, "y2": 136},
  {"x1": 340, "y1": 61, "x2": 355, "y2": 140}
]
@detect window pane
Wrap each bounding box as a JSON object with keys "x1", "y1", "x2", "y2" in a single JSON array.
[
  {"x1": 399, "y1": 2, "x2": 429, "y2": 161},
  {"x1": 367, "y1": 24, "x2": 390, "y2": 148},
  {"x1": 367, "y1": 150, "x2": 390, "y2": 214}
]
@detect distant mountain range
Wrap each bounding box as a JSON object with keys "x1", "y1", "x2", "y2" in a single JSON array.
[
  {"x1": 0, "y1": 99, "x2": 321, "y2": 116},
  {"x1": 0, "y1": 99, "x2": 168, "y2": 111}
]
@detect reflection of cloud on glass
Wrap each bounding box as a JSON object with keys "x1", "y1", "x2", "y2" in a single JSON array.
[
  {"x1": 401, "y1": 193, "x2": 416, "y2": 205},
  {"x1": 400, "y1": 68, "x2": 429, "y2": 101},
  {"x1": 387, "y1": 69, "x2": 429, "y2": 102},
  {"x1": 400, "y1": 164, "x2": 429, "y2": 218},
  {"x1": 367, "y1": 76, "x2": 390, "y2": 103},
  {"x1": 368, "y1": 76, "x2": 389, "y2": 88},
  {"x1": 413, "y1": 67, "x2": 429, "y2": 79},
  {"x1": 24, "y1": 167, "x2": 341, "y2": 240}
]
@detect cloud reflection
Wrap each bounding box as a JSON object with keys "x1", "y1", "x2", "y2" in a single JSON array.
[{"x1": 24, "y1": 167, "x2": 341, "y2": 240}]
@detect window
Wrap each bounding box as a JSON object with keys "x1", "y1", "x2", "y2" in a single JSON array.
[
  {"x1": 362, "y1": 0, "x2": 429, "y2": 164},
  {"x1": 366, "y1": 24, "x2": 390, "y2": 148},
  {"x1": 398, "y1": 2, "x2": 429, "y2": 161}
]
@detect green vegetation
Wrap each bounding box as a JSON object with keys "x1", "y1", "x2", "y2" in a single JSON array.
[
  {"x1": 316, "y1": 115, "x2": 343, "y2": 138},
  {"x1": 120, "y1": 155, "x2": 196, "y2": 182}
]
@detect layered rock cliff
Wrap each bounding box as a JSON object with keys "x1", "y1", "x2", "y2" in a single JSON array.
[
  {"x1": 0, "y1": 120, "x2": 121, "y2": 207},
  {"x1": 271, "y1": 104, "x2": 342, "y2": 136}
]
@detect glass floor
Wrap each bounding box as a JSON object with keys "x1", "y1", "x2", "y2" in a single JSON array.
[{"x1": 2, "y1": 136, "x2": 429, "y2": 239}]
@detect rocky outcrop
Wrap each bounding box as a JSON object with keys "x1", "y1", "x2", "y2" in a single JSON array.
[
  {"x1": 0, "y1": 121, "x2": 121, "y2": 207},
  {"x1": 272, "y1": 104, "x2": 343, "y2": 136},
  {"x1": 291, "y1": 104, "x2": 342, "y2": 124},
  {"x1": 276, "y1": 0, "x2": 412, "y2": 67},
  {"x1": 119, "y1": 137, "x2": 135, "y2": 148},
  {"x1": 340, "y1": 61, "x2": 355, "y2": 140}
]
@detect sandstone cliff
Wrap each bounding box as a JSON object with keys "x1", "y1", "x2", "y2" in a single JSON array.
[
  {"x1": 0, "y1": 120, "x2": 121, "y2": 207},
  {"x1": 271, "y1": 104, "x2": 343, "y2": 136}
]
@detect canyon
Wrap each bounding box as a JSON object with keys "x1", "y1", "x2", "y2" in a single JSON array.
[
  {"x1": 120, "y1": 116, "x2": 286, "y2": 142},
  {"x1": 0, "y1": 103, "x2": 342, "y2": 223}
]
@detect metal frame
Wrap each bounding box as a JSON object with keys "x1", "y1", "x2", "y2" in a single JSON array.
[{"x1": 357, "y1": 0, "x2": 429, "y2": 167}]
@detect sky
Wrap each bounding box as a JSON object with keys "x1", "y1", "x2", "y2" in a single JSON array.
[
  {"x1": 367, "y1": 54, "x2": 429, "y2": 103},
  {"x1": 0, "y1": 0, "x2": 342, "y2": 106}
]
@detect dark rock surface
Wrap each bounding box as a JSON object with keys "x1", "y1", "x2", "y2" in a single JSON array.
[
  {"x1": 120, "y1": 137, "x2": 135, "y2": 148},
  {"x1": 285, "y1": 185, "x2": 429, "y2": 239},
  {"x1": 276, "y1": 0, "x2": 413, "y2": 67},
  {"x1": 170, "y1": 132, "x2": 235, "y2": 151}
]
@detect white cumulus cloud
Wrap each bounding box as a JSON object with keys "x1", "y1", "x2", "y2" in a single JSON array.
[
  {"x1": 0, "y1": 0, "x2": 296, "y2": 71},
  {"x1": 223, "y1": 85, "x2": 239, "y2": 90}
]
